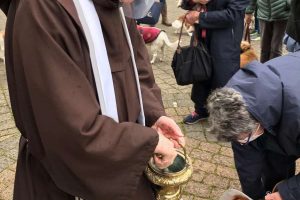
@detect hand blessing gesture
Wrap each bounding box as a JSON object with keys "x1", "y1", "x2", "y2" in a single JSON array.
[{"x1": 152, "y1": 116, "x2": 185, "y2": 148}]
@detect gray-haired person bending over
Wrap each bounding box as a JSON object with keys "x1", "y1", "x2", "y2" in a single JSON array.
[
  {"x1": 207, "y1": 2, "x2": 300, "y2": 199},
  {"x1": 208, "y1": 65, "x2": 300, "y2": 200}
]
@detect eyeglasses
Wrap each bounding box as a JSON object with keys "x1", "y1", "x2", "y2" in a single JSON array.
[{"x1": 237, "y1": 124, "x2": 262, "y2": 145}]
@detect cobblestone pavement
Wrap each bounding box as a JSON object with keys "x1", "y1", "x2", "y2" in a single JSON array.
[{"x1": 0, "y1": 2, "x2": 299, "y2": 200}]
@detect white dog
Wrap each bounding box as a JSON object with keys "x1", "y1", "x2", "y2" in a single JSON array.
[{"x1": 137, "y1": 25, "x2": 178, "y2": 64}]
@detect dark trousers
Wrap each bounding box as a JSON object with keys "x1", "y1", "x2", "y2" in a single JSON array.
[
  {"x1": 232, "y1": 140, "x2": 296, "y2": 199},
  {"x1": 191, "y1": 58, "x2": 239, "y2": 114},
  {"x1": 259, "y1": 19, "x2": 288, "y2": 63},
  {"x1": 254, "y1": 9, "x2": 259, "y2": 33},
  {"x1": 191, "y1": 81, "x2": 211, "y2": 115}
]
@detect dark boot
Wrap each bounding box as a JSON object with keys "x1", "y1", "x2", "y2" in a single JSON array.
[{"x1": 161, "y1": 3, "x2": 171, "y2": 26}]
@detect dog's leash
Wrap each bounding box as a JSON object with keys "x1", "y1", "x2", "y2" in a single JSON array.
[{"x1": 176, "y1": 14, "x2": 187, "y2": 50}]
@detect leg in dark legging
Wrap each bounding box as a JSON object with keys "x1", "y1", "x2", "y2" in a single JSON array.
[
  {"x1": 269, "y1": 20, "x2": 288, "y2": 60},
  {"x1": 259, "y1": 20, "x2": 273, "y2": 63},
  {"x1": 191, "y1": 80, "x2": 211, "y2": 115},
  {"x1": 160, "y1": 0, "x2": 171, "y2": 26}
]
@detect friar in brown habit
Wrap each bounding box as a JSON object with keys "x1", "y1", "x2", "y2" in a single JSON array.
[{"x1": 0, "y1": 0, "x2": 185, "y2": 199}]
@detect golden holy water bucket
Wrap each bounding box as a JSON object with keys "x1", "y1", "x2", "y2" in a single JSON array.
[{"x1": 145, "y1": 148, "x2": 193, "y2": 200}]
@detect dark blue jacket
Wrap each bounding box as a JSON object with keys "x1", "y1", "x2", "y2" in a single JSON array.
[
  {"x1": 181, "y1": 0, "x2": 249, "y2": 88},
  {"x1": 227, "y1": 52, "x2": 300, "y2": 200}
]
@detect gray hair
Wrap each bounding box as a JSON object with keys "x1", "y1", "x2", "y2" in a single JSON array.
[{"x1": 207, "y1": 87, "x2": 257, "y2": 142}]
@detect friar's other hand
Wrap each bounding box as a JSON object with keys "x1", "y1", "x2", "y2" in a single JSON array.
[{"x1": 152, "y1": 116, "x2": 185, "y2": 148}]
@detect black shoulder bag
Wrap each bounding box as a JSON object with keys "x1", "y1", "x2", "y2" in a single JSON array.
[{"x1": 171, "y1": 17, "x2": 212, "y2": 86}]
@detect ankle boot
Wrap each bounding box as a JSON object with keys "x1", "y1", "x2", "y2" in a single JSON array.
[{"x1": 161, "y1": 3, "x2": 171, "y2": 26}]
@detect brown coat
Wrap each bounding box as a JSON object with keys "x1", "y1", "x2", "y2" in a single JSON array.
[{"x1": 2, "y1": 0, "x2": 165, "y2": 199}]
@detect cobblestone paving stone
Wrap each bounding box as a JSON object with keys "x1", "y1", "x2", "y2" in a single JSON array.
[{"x1": 0, "y1": 2, "x2": 299, "y2": 200}]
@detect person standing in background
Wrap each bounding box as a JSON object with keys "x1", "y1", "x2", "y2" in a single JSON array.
[
  {"x1": 207, "y1": 2, "x2": 300, "y2": 199},
  {"x1": 181, "y1": 0, "x2": 250, "y2": 125},
  {"x1": 160, "y1": 0, "x2": 172, "y2": 26},
  {"x1": 0, "y1": 0, "x2": 185, "y2": 199},
  {"x1": 245, "y1": 0, "x2": 291, "y2": 63}
]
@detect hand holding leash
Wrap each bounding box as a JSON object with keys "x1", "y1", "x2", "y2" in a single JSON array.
[
  {"x1": 245, "y1": 14, "x2": 253, "y2": 25},
  {"x1": 185, "y1": 11, "x2": 200, "y2": 25}
]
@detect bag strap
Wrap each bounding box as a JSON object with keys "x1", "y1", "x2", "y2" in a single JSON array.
[
  {"x1": 177, "y1": 14, "x2": 199, "y2": 48},
  {"x1": 244, "y1": 23, "x2": 251, "y2": 43},
  {"x1": 177, "y1": 14, "x2": 187, "y2": 49}
]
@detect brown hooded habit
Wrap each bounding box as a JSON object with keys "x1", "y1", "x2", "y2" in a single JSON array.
[{"x1": 2, "y1": 0, "x2": 166, "y2": 199}]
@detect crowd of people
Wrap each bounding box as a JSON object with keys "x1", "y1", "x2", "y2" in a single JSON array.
[
  {"x1": 181, "y1": 0, "x2": 300, "y2": 199},
  {"x1": 0, "y1": 0, "x2": 299, "y2": 199}
]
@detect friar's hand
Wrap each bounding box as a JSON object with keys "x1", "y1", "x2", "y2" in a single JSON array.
[
  {"x1": 245, "y1": 14, "x2": 253, "y2": 25},
  {"x1": 153, "y1": 133, "x2": 177, "y2": 169},
  {"x1": 265, "y1": 192, "x2": 282, "y2": 200},
  {"x1": 152, "y1": 116, "x2": 185, "y2": 148}
]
